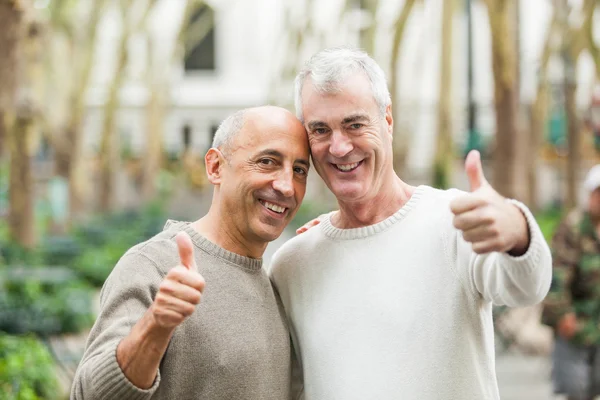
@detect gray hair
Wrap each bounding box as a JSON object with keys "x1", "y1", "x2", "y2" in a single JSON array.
[
  {"x1": 211, "y1": 109, "x2": 246, "y2": 151},
  {"x1": 294, "y1": 46, "x2": 391, "y2": 123}
]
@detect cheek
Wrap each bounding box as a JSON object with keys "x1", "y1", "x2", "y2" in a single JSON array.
[{"x1": 295, "y1": 181, "x2": 307, "y2": 200}]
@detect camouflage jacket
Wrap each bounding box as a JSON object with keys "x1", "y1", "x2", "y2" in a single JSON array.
[{"x1": 542, "y1": 209, "x2": 600, "y2": 346}]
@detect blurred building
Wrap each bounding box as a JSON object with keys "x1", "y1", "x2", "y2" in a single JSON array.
[{"x1": 81, "y1": 0, "x2": 600, "y2": 206}]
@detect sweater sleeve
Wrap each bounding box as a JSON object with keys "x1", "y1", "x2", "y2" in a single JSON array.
[
  {"x1": 70, "y1": 251, "x2": 165, "y2": 400},
  {"x1": 457, "y1": 199, "x2": 552, "y2": 307}
]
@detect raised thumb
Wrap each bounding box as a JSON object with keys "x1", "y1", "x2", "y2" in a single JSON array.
[
  {"x1": 465, "y1": 150, "x2": 487, "y2": 192},
  {"x1": 175, "y1": 231, "x2": 196, "y2": 270}
]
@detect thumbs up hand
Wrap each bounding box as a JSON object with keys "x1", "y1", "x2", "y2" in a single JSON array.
[
  {"x1": 150, "y1": 231, "x2": 206, "y2": 330},
  {"x1": 449, "y1": 150, "x2": 530, "y2": 255}
]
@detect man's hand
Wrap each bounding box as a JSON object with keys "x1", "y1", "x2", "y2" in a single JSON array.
[
  {"x1": 150, "y1": 231, "x2": 205, "y2": 329},
  {"x1": 296, "y1": 213, "x2": 330, "y2": 234},
  {"x1": 450, "y1": 150, "x2": 530, "y2": 255},
  {"x1": 557, "y1": 312, "x2": 578, "y2": 340}
]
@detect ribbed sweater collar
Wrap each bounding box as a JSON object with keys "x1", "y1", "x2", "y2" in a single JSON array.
[
  {"x1": 163, "y1": 220, "x2": 263, "y2": 271},
  {"x1": 320, "y1": 185, "x2": 425, "y2": 240}
]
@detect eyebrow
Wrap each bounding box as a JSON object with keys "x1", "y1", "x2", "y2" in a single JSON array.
[
  {"x1": 306, "y1": 114, "x2": 370, "y2": 130},
  {"x1": 255, "y1": 149, "x2": 310, "y2": 168},
  {"x1": 341, "y1": 114, "x2": 370, "y2": 124},
  {"x1": 307, "y1": 120, "x2": 329, "y2": 131}
]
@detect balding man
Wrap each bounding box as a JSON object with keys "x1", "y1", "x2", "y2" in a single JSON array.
[{"x1": 71, "y1": 106, "x2": 310, "y2": 400}]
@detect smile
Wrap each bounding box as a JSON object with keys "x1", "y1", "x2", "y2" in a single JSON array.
[
  {"x1": 333, "y1": 161, "x2": 363, "y2": 172},
  {"x1": 259, "y1": 200, "x2": 287, "y2": 215}
]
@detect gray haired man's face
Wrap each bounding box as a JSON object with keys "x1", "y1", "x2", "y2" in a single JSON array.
[{"x1": 300, "y1": 73, "x2": 394, "y2": 204}]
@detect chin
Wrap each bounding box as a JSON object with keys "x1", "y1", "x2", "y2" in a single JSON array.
[
  {"x1": 254, "y1": 225, "x2": 285, "y2": 243},
  {"x1": 330, "y1": 184, "x2": 365, "y2": 201}
]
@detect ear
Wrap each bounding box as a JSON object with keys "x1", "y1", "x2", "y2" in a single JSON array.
[
  {"x1": 205, "y1": 148, "x2": 225, "y2": 185},
  {"x1": 385, "y1": 104, "x2": 394, "y2": 139}
]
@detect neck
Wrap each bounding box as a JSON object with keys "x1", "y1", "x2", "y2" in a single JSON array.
[
  {"x1": 190, "y1": 208, "x2": 266, "y2": 260},
  {"x1": 333, "y1": 176, "x2": 415, "y2": 229}
]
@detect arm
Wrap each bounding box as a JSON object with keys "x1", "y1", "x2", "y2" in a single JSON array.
[
  {"x1": 449, "y1": 151, "x2": 551, "y2": 306},
  {"x1": 71, "y1": 232, "x2": 204, "y2": 399},
  {"x1": 70, "y1": 252, "x2": 164, "y2": 400},
  {"x1": 460, "y1": 200, "x2": 553, "y2": 307}
]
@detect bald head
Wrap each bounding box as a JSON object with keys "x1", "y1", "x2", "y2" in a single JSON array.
[
  {"x1": 203, "y1": 105, "x2": 309, "y2": 251},
  {"x1": 212, "y1": 106, "x2": 304, "y2": 155}
]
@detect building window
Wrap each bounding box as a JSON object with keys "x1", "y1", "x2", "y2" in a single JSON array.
[
  {"x1": 182, "y1": 125, "x2": 192, "y2": 150},
  {"x1": 184, "y1": 4, "x2": 216, "y2": 72}
]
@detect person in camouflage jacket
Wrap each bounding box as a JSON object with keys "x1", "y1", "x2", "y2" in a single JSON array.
[{"x1": 543, "y1": 165, "x2": 600, "y2": 400}]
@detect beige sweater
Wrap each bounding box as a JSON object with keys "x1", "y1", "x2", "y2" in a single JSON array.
[{"x1": 71, "y1": 220, "x2": 292, "y2": 400}]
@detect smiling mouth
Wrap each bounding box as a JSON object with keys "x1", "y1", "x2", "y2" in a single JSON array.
[
  {"x1": 332, "y1": 161, "x2": 363, "y2": 172},
  {"x1": 259, "y1": 200, "x2": 288, "y2": 215}
]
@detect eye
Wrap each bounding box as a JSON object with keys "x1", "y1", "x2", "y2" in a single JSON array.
[
  {"x1": 294, "y1": 166, "x2": 308, "y2": 176},
  {"x1": 314, "y1": 128, "x2": 328, "y2": 135},
  {"x1": 259, "y1": 158, "x2": 275, "y2": 166},
  {"x1": 349, "y1": 123, "x2": 363, "y2": 129}
]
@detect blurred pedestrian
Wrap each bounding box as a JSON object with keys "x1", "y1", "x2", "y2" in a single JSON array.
[{"x1": 543, "y1": 164, "x2": 600, "y2": 400}]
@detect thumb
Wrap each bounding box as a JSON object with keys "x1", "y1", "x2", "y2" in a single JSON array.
[
  {"x1": 175, "y1": 231, "x2": 196, "y2": 270},
  {"x1": 465, "y1": 150, "x2": 488, "y2": 191}
]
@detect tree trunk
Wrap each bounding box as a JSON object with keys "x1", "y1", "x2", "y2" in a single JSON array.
[
  {"x1": 0, "y1": 1, "x2": 23, "y2": 159},
  {"x1": 360, "y1": 0, "x2": 379, "y2": 55},
  {"x1": 389, "y1": 0, "x2": 417, "y2": 175},
  {"x1": 433, "y1": 0, "x2": 454, "y2": 189},
  {"x1": 141, "y1": 84, "x2": 164, "y2": 201},
  {"x1": 484, "y1": 0, "x2": 520, "y2": 199},
  {"x1": 564, "y1": 55, "x2": 580, "y2": 209},
  {"x1": 526, "y1": 10, "x2": 557, "y2": 211},
  {"x1": 98, "y1": 30, "x2": 128, "y2": 212},
  {"x1": 8, "y1": 12, "x2": 43, "y2": 249},
  {"x1": 8, "y1": 114, "x2": 36, "y2": 248},
  {"x1": 98, "y1": 0, "x2": 156, "y2": 212},
  {"x1": 583, "y1": 0, "x2": 600, "y2": 79},
  {"x1": 63, "y1": 0, "x2": 107, "y2": 219}
]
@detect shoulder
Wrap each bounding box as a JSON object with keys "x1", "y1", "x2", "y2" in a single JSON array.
[
  {"x1": 412, "y1": 185, "x2": 465, "y2": 224},
  {"x1": 268, "y1": 225, "x2": 322, "y2": 280},
  {"x1": 114, "y1": 229, "x2": 180, "y2": 278}
]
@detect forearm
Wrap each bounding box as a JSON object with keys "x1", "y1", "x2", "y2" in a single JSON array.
[{"x1": 116, "y1": 308, "x2": 175, "y2": 389}]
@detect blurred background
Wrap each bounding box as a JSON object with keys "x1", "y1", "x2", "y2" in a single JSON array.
[{"x1": 0, "y1": 0, "x2": 599, "y2": 398}]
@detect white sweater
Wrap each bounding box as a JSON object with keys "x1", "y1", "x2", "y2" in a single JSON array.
[{"x1": 269, "y1": 186, "x2": 552, "y2": 400}]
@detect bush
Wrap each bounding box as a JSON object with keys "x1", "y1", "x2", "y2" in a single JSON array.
[
  {"x1": 0, "y1": 334, "x2": 60, "y2": 400},
  {"x1": 535, "y1": 207, "x2": 564, "y2": 244},
  {"x1": 69, "y1": 201, "x2": 167, "y2": 287},
  {"x1": 0, "y1": 242, "x2": 44, "y2": 268},
  {"x1": 289, "y1": 199, "x2": 335, "y2": 232},
  {"x1": 0, "y1": 266, "x2": 94, "y2": 336}
]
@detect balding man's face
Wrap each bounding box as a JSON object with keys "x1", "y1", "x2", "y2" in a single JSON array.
[{"x1": 218, "y1": 109, "x2": 310, "y2": 244}]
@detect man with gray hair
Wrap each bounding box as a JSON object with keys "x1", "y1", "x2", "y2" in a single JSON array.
[
  {"x1": 72, "y1": 105, "x2": 310, "y2": 399},
  {"x1": 269, "y1": 47, "x2": 552, "y2": 399}
]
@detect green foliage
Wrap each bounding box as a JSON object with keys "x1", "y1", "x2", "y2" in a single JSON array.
[
  {"x1": 432, "y1": 161, "x2": 450, "y2": 190},
  {"x1": 69, "y1": 200, "x2": 167, "y2": 287},
  {"x1": 0, "y1": 266, "x2": 94, "y2": 336},
  {"x1": 289, "y1": 199, "x2": 335, "y2": 231},
  {"x1": 0, "y1": 334, "x2": 60, "y2": 400},
  {"x1": 0, "y1": 243, "x2": 44, "y2": 268},
  {"x1": 535, "y1": 207, "x2": 564, "y2": 244}
]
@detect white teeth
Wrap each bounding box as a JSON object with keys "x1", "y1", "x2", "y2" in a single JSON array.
[
  {"x1": 263, "y1": 201, "x2": 285, "y2": 213},
  {"x1": 336, "y1": 162, "x2": 359, "y2": 171}
]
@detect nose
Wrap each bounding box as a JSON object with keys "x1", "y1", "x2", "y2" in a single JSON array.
[
  {"x1": 272, "y1": 168, "x2": 294, "y2": 198},
  {"x1": 329, "y1": 130, "x2": 353, "y2": 158}
]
